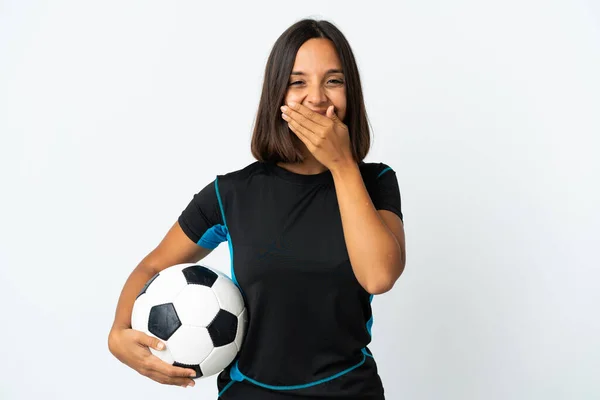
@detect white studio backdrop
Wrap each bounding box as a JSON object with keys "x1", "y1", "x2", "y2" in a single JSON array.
[{"x1": 1, "y1": 1, "x2": 599, "y2": 399}]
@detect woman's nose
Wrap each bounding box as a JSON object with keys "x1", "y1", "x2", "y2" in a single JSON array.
[{"x1": 306, "y1": 84, "x2": 327, "y2": 106}]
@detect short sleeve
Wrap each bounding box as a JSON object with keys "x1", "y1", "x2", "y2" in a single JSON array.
[
  {"x1": 178, "y1": 180, "x2": 227, "y2": 249},
  {"x1": 371, "y1": 164, "x2": 403, "y2": 222}
]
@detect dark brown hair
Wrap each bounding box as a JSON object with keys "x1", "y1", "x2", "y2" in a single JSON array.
[{"x1": 250, "y1": 19, "x2": 371, "y2": 164}]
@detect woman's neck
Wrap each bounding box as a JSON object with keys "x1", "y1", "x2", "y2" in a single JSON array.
[{"x1": 277, "y1": 153, "x2": 327, "y2": 176}]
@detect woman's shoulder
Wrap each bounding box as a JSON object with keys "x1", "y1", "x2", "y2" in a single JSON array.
[
  {"x1": 359, "y1": 161, "x2": 396, "y2": 180},
  {"x1": 216, "y1": 161, "x2": 269, "y2": 182}
]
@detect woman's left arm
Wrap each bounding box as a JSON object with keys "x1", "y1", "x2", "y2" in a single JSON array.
[
  {"x1": 331, "y1": 162, "x2": 406, "y2": 294},
  {"x1": 281, "y1": 102, "x2": 406, "y2": 294}
]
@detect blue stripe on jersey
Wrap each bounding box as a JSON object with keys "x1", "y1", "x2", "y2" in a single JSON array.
[
  {"x1": 228, "y1": 355, "x2": 367, "y2": 391},
  {"x1": 218, "y1": 380, "x2": 235, "y2": 398},
  {"x1": 214, "y1": 177, "x2": 240, "y2": 288},
  {"x1": 197, "y1": 224, "x2": 227, "y2": 249},
  {"x1": 362, "y1": 347, "x2": 374, "y2": 359},
  {"x1": 366, "y1": 294, "x2": 374, "y2": 336},
  {"x1": 363, "y1": 294, "x2": 375, "y2": 359},
  {"x1": 377, "y1": 167, "x2": 393, "y2": 178},
  {"x1": 366, "y1": 315, "x2": 374, "y2": 337}
]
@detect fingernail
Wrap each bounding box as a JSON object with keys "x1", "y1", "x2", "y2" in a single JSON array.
[
  {"x1": 157, "y1": 342, "x2": 164, "y2": 350},
  {"x1": 288, "y1": 102, "x2": 296, "y2": 107},
  {"x1": 280, "y1": 105, "x2": 287, "y2": 112}
]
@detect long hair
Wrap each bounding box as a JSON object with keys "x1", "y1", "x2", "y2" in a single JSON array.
[{"x1": 251, "y1": 19, "x2": 371, "y2": 163}]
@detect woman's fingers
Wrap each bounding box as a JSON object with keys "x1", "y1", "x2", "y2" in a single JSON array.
[
  {"x1": 133, "y1": 330, "x2": 197, "y2": 385},
  {"x1": 145, "y1": 370, "x2": 195, "y2": 387},
  {"x1": 135, "y1": 330, "x2": 166, "y2": 351},
  {"x1": 147, "y1": 355, "x2": 197, "y2": 379}
]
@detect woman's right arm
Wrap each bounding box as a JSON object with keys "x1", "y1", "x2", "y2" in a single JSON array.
[{"x1": 108, "y1": 220, "x2": 213, "y2": 388}]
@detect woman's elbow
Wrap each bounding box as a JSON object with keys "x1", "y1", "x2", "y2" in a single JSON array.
[{"x1": 365, "y1": 264, "x2": 404, "y2": 295}]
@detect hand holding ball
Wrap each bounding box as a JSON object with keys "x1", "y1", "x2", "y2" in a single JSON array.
[{"x1": 131, "y1": 263, "x2": 247, "y2": 380}]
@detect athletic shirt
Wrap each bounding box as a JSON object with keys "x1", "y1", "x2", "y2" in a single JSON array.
[{"x1": 177, "y1": 160, "x2": 403, "y2": 399}]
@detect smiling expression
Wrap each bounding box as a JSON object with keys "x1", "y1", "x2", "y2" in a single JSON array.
[{"x1": 284, "y1": 38, "x2": 347, "y2": 122}]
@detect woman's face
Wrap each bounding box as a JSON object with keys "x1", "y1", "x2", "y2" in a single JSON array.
[{"x1": 284, "y1": 38, "x2": 347, "y2": 122}]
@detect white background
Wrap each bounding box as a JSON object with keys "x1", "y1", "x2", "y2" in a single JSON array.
[{"x1": 1, "y1": 0, "x2": 599, "y2": 399}]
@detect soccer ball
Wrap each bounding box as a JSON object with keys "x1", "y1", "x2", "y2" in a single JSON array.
[{"x1": 131, "y1": 263, "x2": 247, "y2": 378}]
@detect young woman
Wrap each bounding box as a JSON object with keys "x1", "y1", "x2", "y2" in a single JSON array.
[{"x1": 108, "y1": 18, "x2": 406, "y2": 400}]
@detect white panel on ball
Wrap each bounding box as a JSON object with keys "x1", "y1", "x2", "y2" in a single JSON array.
[
  {"x1": 131, "y1": 295, "x2": 153, "y2": 334},
  {"x1": 167, "y1": 325, "x2": 213, "y2": 365},
  {"x1": 145, "y1": 268, "x2": 188, "y2": 305},
  {"x1": 212, "y1": 275, "x2": 245, "y2": 316},
  {"x1": 234, "y1": 308, "x2": 247, "y2": 351},
  {"x1": 173, "y1": 285, "x2": 220, "y2": 327},
  {"x1": 200, "y1": 342, "x2": 238, "y2": 377},
  {"x1": 149, "y1": 346, "x2": 175, "y2": 365},
  {"x1": 212, "y1": 268, "x2": 232, "y2": 281}
]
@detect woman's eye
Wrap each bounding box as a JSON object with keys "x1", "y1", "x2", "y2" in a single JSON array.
[{"x1": 288, "y1": 79, "x2": 344, "y2": 86}]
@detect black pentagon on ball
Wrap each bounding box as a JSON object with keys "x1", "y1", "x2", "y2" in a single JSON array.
[
  {"x1": 148, "y1": 303, "x2": 182, "y2": 341},
  {"x1": 136, "y1": 272, "x2": 159, "y2": 299},
  {"x1": 182, "y1": 265, "x2": 218, "y2": 287},
  {"x1": 173, "y1": 362, "x2": 203, "y2": 378},
  {"x1": 207, "y1": 309, "x2": 238, "y2": 347}
]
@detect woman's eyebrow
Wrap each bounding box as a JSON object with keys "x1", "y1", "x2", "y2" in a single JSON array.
[{"x1": 290, "y1": 69, "x2": 344, "y2": 76}]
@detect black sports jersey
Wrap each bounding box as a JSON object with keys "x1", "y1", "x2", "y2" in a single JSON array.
[{"x1": 178, "y1": 161, "x2": 403, "y2": 399}]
